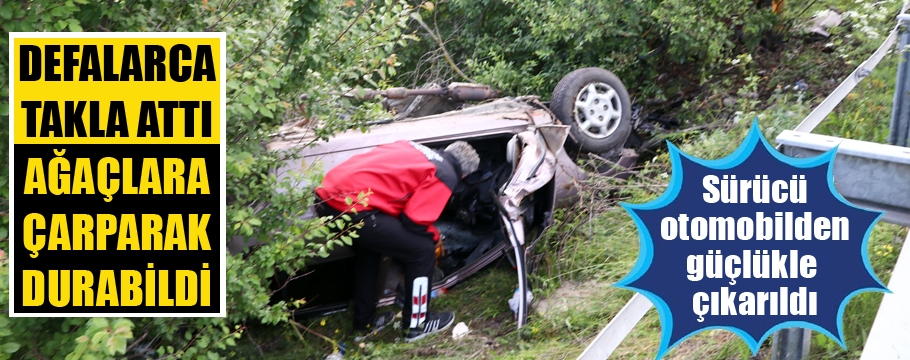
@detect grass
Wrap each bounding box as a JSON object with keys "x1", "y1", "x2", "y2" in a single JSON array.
[
  {"x1": 234, "y1": 0, "x2": 910, "y2": 358},
  {"x1": 233, "y1": 259, "x2": 523, "y2": 359},
  {"x1": 815, "y1": 48, "x2": 899, "y2": 144}
]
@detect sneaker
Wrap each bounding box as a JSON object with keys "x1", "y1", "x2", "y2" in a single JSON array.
[
  {"x1": 405, "y1": 311, "x2": 455, "y2": 343},
  {"x1": 354, "y1": 311, "x2": 396, "y2": 342}
]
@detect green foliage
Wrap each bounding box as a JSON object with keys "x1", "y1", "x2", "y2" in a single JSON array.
[
  {"x1": 0, "y1": 2, "x2": 118, "y2": 356},
  {"x1": 0, "y1": 0, "x2": 85, "y2": 33},
  {"x1": 395, "y1": 0, "x2": 783, "y2": 99},
  {"x1": 815, "y1": 53, "x2": 901, "y2": 144},
  {"x1": 65, "y1": 318, "x2": 134, "y2": 360},
  {"x1": 0, "y1": 292, "x2": 19, "y2": 360},
  {"x1": 651, "y1": 1, "x2": 780, "y2": 70}
]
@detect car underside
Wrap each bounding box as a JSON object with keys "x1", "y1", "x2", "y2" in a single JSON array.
[
  {"x1": 227, "y1": 67, "x2": 638, "y2": 330},
  {"x1": 271, "y1": 133, "x2": 557, "y2": 320}
]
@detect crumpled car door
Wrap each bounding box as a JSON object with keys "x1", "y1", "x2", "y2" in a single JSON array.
[{"x1": 498, "y1": 125, "x2": 569, "y2": 328}]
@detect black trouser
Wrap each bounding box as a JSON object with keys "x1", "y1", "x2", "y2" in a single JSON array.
[{"x1": 315, "y1": 200, "x2": 436, "y2": 331}]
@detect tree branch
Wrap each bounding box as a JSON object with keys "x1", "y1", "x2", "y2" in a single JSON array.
[{"x1": 411, "y1": 13, "x2": 473, "y2": 82}]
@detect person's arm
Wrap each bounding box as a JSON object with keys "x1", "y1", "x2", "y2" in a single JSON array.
[{"x1": 400, "y1": 175, "x2": 453, "y2": 241}]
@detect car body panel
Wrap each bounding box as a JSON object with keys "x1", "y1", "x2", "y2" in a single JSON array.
[{"x1": 497, "y1": 125, "x2": 569, "y2": 327}]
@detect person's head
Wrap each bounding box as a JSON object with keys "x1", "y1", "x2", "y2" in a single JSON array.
[{"x1": 444, "y1": 141, "x2": 480, "y2": 178}]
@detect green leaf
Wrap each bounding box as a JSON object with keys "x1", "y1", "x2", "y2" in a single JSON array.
[
  {"x1": 231, "y1": 212, "x2": 245, "y2": 222},
  {"x1": 50, "y1": 6, "x2": 68, "y2": 17},
  {"x1": 248, "y1": 217, "x2": 262, "y2": 226},
  {"x1": 88, "y1": 317, "x2": 109, "y2": 330},
  {"x1": 260, "y1": 106, "x2": 274, "y2": 118},
  {"x1": 1, "y1": 342, "x2": 20, "y2": 353},
  {"x1": 111, "y1": 319, "x2": 134, "y2": 333},
  {"x1": 0, "y1": 6, "x2": 12, "y2": 20},
  {"x1": 106, "y1": 335, "x2": 126, "y2": 355},
  {"x1": 71, "y1": 342, "x2": 88, "y2": 358},
  {"x1": 91, "y1": 331, "x2": 107, "y2": 346},
  {"x1": 68, "y1": 22, "x2": 83, "y2": 32}
]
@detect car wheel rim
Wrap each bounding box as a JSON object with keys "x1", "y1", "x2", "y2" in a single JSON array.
[{"x1": 573, "y1": 82, "x2": 622, "y2": 140}]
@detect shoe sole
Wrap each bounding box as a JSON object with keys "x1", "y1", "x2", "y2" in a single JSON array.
[
  {"x1": 404, "y1": 319, "x2": 454, "y2": 343},
  {"x1": 354, "y1": 314, "x2": 396, "y2": 342},
  {"x1": 354, "y1": 324, "x2": 388, "y2": 342},
  {"x1": 355, "y1": 329, "x2": 383, "y2": 343}
]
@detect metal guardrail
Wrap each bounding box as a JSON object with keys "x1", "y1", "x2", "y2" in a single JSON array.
[
  {"x1": 859, "y1": 230, "x2": 910, "y2": 360},
  {"x1": 577, "y1": 7, "x2": 910, "y2": 359},
  {"x1": 577, "y1": 293, "x2": 654, "y2": 360},
  {"x1": 776, "y1": 131, "x2": 910, "y2": 227},
  {"x1": 793, "y1": 14, "x2": 904, "y2": 133},
  {"x1": 772, "y1": 131, "x2": 910, "y2": 360}
]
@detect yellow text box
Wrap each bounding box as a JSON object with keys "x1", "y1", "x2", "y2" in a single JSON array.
[{"x1": 12, "y1": 36, "x2": 223, "y2": 145}]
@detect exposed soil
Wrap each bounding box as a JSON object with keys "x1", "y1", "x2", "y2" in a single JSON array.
[{"x1": 533, "y1": 280, "x2": 613, "y2": 317}]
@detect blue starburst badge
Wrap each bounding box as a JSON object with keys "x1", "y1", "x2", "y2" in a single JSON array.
[{"x1": 617, "y1": 119, "x2": 889, "y2": 359}]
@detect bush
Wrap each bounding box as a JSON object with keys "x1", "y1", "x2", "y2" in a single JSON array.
[{"x1": 395, "y1": 0, "x2": 783, "y2": 99}]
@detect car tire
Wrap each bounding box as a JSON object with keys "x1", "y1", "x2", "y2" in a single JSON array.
[{"x1": 549, "y1": 67, "x2": 632, "y2": 154}]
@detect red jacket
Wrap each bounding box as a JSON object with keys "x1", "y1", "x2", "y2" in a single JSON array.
[{"x1": 315, "y1": 140, "x2": 462, "y2": 241}]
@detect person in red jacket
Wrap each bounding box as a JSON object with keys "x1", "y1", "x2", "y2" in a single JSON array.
[{"x1": 315, "y1": 140, "x2": 480, "y2": 342}]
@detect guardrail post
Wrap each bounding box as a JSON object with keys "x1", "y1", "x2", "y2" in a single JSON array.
[
  {"x1": 890, "y1": 14, "x2": 910, "y2": 147},
  {"x1": 770, "y1": 328, "x2": 812, "y2": 360}
]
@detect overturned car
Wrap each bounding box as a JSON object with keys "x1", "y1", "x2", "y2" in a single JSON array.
[{"x1": 227, "y1": 67, "x2": 638, "y2": 328}]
